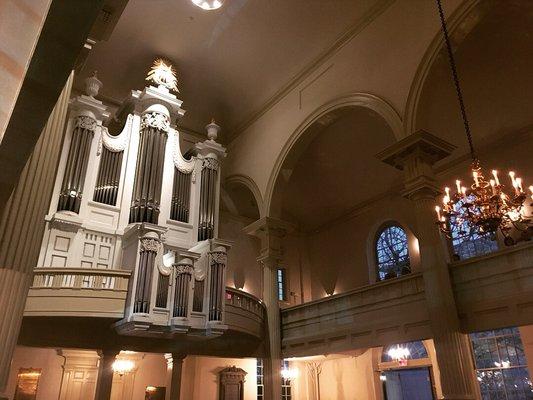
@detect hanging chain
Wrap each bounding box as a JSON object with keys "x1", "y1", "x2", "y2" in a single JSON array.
[{"x1": 436, "y1": 0, "x2": 477, "y2": 162}]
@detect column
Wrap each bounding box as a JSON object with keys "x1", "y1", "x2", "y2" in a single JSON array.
[
  {"x1": 244, "y1": 217, "x2": 293, "y2": 400},
  {"x1": 165, "y1": 353, "x2": 185, "y2": 400},
  {"x1": 378, "y1": 130, "x2": 480, "y2": 399},
  {"x1": 0, "y1": 72, "x2": 73, "y2": 396},
  {"x1": 94, "y1": 350, "x2": 118, "y2": 400},
  {"x1": 173, "y1": 260, "x2": 193, "y2": 318}
]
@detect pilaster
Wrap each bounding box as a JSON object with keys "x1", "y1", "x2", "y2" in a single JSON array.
[
  {"x1": 94, "y1": 350, "x2": 119, "y2": 400},
  {"x1": 244, "y1": 217, "x2": 294, "y2": 400},
  {"x1": 378, "y1": 130, "x2": 479, "y2": 399}
]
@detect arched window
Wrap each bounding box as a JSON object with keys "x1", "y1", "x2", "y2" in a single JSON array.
[
  {"x1": 381, "y1": 341, "x2": 428, "y2": 363},
  {"x1": 450, "y1": 197, "x2": 498, "y2": 260},
  {"x1": 375, "y1": 225, "x2": 411, "y2": 281}
]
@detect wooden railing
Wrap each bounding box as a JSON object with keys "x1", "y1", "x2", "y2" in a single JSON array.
[
  {"x1": 25, "y1": 267, "x2": 131, "y2": 318},
  {"x1": 225, "y1": 287, "x2": 266, "y2": 338},
  {"x1": 451, "y1": 241, "x2": 533, "y2": 332},
  {"x1": 31, "y1": 267, "x2": 131, "y2": 291},
  {"x1": 281, "y1": 272, "x2": 430, "y2": 357}
]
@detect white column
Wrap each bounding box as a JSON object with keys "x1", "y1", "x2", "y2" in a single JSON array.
[
  {"x1": 244, "y1": 217, "x2": 293, "y2": 400},
  {"x1": 0, "y1": 72, "x2": 73, "y2": 396}
]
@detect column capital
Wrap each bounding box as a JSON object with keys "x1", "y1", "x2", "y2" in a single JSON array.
[
  {"x1": 244, "y1": 217, "x2": 294, "y2": 264},
  {"x1": 377, "y1": 130, "x2": 455, "y2": 200}
]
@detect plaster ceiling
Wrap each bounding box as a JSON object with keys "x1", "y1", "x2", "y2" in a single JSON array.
[
  {"x1": 416, "y1": 0, "x2": 533, "y2": 162},
  {"x1": 280, "y1": 107, "x2": 400, "y2": 232},
  {"x1": 75, "y1": 0, "x2": 385, "y2": 142}
]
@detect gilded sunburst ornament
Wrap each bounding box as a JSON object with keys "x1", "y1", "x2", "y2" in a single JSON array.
[{"x1": 146, "y1": 59, "x2": 179, "y2": 92}]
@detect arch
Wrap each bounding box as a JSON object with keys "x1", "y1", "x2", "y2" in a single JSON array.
[
  {"x1": 403, "y1": 0, "x2": 483, "y2": 134},
  {"x1": 264, "y1": 93, "x2": 403, "y2": 218},
  {"x1": 366, "y1": 218, "x2": 419, "y2": 284},
  {"x1": 225, "y1": 174, "x2": 264, "y2": 217}
]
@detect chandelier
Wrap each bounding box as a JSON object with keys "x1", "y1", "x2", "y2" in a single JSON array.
[{"x1": 433, "y1": 0, "x2": 533, "y2": 246}]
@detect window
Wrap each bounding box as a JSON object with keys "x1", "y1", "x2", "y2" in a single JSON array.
[
  {"x1": 450, "y1": 197, "x2": 498, "y2": 260},
  {"x1": 281, "y1": 360, "x2": 292, "y2": 400},
  {"x1": 277, "y1": 268, "x2": 287, "y2": 301},
  {"x1": 376, "y1": 225, "x2": 411, "y2": 281},
  {"x1": 381, "y1": 341, "x2": 428, "y2": 363},
  {"x1": 470, "y1": 327, "x2": 533, "y2": 399},
  {"x1": 257, "y1": 359, "x2": 264, "y2": 400}
]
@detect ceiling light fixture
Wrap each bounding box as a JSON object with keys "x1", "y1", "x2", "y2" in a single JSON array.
[
  {"x1": 191, "y1": 0, "x2": 224, "y2": 11},
  {"x1": 434, "y1": 0, "x2": 532, "y2": 245}
]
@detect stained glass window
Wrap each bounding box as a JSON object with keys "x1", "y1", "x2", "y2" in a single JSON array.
[
  {"x1": 277, "y1": 268, "x2": 287, "y2": 301},
  {"x1": 470, "y1": 327, "x2": 533, "y2": 399},
  {"x1": 381, "y1": 341, "x2": 429, "y2": 362},
  {"x1": 450, "y1": 197, "x2": 498, "y2": 260},
  {"x1": 376, "y1": 225, "x2": 411, "y2": 281}
]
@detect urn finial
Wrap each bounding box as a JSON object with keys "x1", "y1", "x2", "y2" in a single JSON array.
[
  {"x1": 206, "y1": 118, "x2": 220, "y2": 141},
  {"x1": 85, "y1": 71, "x2": 102, "y2": 98}
]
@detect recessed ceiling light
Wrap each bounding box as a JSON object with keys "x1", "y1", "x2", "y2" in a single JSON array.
[{"x1": 191, "y1": 0, "x2": 224, "y2": 11}]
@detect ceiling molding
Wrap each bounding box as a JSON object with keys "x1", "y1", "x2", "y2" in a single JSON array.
[{"x1": 227, "y1": 0, "x2": 395, "y2": 145}]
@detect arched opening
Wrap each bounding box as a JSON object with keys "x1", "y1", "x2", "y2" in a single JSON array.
[
  {"x1": 375, "y1": 224, "x2": 411, "y2": 281},
  {"x1": 268, "y1": 101, "x2": 417, "y2": 300},
  {"x1": 219, "y1": 179, "x2": 261, "y2": 296}
]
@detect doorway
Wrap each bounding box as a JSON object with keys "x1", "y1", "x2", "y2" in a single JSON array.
[{"x1": 383, "y1": 367, "x2": 434, "y2": 400}]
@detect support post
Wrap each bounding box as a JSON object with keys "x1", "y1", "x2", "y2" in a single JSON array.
[
  {"x1": 244, "y1": 217, "x2": 293, "y2": 400},
  {"x1": 166, "y1": 353, "x2": 185, "y2": 400},
  {"x1": 95, "y1": 350, "x2": 119, "y2": 400},
  {"x1": 377, "y1": 130, "x2": 480, "y2": 400},
  {"x1": 0, "y1": 73, "x2": 73, "y2": 396}
]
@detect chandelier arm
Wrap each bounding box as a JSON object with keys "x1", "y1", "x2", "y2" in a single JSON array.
[{"x1": 436, "y1": 0, "x2": 477, "y2": 162}]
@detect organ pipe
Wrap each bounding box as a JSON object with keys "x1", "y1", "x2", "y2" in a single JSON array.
[
  {"x1": 57, "y1": 116, "x2": 97, "y2": 213},
  {"x1": 208, "y1": 250, "x2": 227, "y2": 321},
  {"x1": 193, "y1": 279, "x2": 204, "y2": 312},
  {"x1": 198, "y1": 158, "x2": 219, "y2": 241},
  {"x1": 155, "y1": 273, "x2": 169, "y2": 308},
  {"x1": 93, "y1": 147, "x2": 123, "y2": 206},
  {"x1": 173, "y1": 262, "x2": 193, "y2": 318},
  {"x1": 129, "y1": 111, "x2": 169, "y2": 224},
  {"x1": 133, "y1": 236, "x2": 160, "y2": 313},
  {"x1": 170, "y1": 169, "x2": 192, "y2": 222}
]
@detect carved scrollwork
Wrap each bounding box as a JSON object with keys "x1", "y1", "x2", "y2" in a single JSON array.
[
  {"x1": 97, "y1": 115, "x2": 131, "y2": 155},
  {"x1": 202, "y1": 157, "x2": 219, "y2": 171},
  {"x1": 74, "y1": 115, "x2": 97, "y2": 131},
  {"x1": 172, "y1": 131, "x2": 196, "y2": 173},
  {"x1": 210, "y1": 251, "x2": 227, "y2": 265},
  {"x1": 141, "y1": 111, "x2": 170, "y2": 133},
  {"x1": 141, "y1": 238, "x2": 160, "y2": 253}
]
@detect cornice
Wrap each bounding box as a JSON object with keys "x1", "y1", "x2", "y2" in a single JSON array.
[{"x1": 227, "y1": 0, "x2": 395, "y2": 145}]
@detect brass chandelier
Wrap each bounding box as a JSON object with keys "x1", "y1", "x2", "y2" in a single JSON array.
[{"x1": 433, "y1": 0, "x2": 533, "y2": 246}]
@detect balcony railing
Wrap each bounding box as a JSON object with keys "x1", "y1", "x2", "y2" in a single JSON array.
[
  {"x1": 225, "y1": 288, "x2": 266, "y2": 338},
  {"x1": 25, "y1": 268, "x2": 131, "y2": 318},
  {"x1": 281, "y1": 272, "x2": 429, "y2": 357},
  {"x1": 451, "y1": 241, "x2": 533, "y2": 332}
]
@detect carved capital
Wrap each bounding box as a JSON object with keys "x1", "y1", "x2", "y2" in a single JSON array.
[
  {"x1": 202, "y1": 157, "x2": 219, "y2": 171},
  {"x1": 175, "y1": 264, "x2": 194, "y2": 275},
  {"x1": 74, "y1": 115, "x2": 97, "y2": 131},
  {"x1": 141, "y1": 111, "x2": 170, "y2": 133},
  {"x1": 210, "y1": 251, "x2": 227, "y2": 265},
  {"x1": 141, "y1": 237, "x2": 160, "y2": 252}
]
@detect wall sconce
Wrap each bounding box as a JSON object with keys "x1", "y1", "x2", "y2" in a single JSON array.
[{"x1": 112, "y1": 359, "x2": 135, "y2": 376}]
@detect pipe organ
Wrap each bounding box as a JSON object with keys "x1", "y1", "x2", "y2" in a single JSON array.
[{"x1": 36, "y1": 61, "x2": 231, "y2": 338}]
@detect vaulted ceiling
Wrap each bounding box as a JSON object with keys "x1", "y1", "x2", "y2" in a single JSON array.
[{"x1": 75, "y1": 0, "x2": 387, "y2": 142}]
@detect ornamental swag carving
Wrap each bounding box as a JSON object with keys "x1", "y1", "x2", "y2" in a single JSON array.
[
  {"x1": 97, "y1": 115, "x2": 132, "y2": 155},
  {"x1": 210, "y1": 251, "x2": 227, "y2": 265},
  {"x1": 175, "y1": 264, "x2": 194, "y2": 275},
  {"x1": 202, "y1": 157, "x2": 219, "y2": 171},
  {"x1": 141, "y1": 238, "x2": 160, "y2": 253},
  {"x1": 172, "y1": 130, "x2": 196, "y2": 173}
]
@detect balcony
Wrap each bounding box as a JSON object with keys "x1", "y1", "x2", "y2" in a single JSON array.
[
  {"x1": 25, "y1": 268, "x2": 131, "y2": 318},
  {"x1": 281, "y1": 273, "x2": 430, "y2": 358},
  {"x1": 21, "y1": 268, "x2": 265, "y2": 357},
  {"x1": 451, "y1": 241, "x2": 533, "y2": 332}
]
